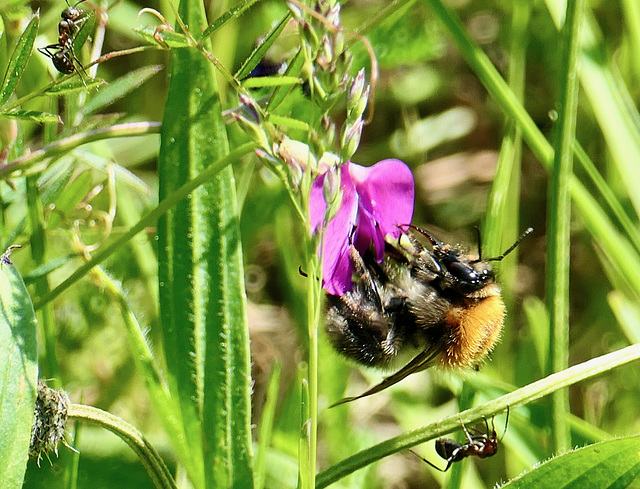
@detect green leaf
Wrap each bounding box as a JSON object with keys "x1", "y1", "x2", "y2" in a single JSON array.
[
  {"x1": 42, "y1": 78, "x2": 105, "y2": 94},
  {"x1": 501, "y1": 436, "x2": 640, "y2": 489},
  {"x1": 0, "y1": 110, "x2": 61, "y2": 123},
  {"x1": 0, "y1": 14, "x2": 39, "y2": 106},
  {"x1": 81, "y1": 65, "x2": 163, "y2": 115},
  {"x1": 234, "y1": 13, "x2": 290, "y2": 80},
  {"x1": 72, "y1": 11, "x2": 95, "y2": 52},
  {"x1": 199, "y1": 0, "x2": 265, "y2": 42},
  {"x1": 0, "y1": 255, "x2": 39, "y2": 488},
  {"x1": 157, "y1": 2, "x2": 253, "y2": 489}
]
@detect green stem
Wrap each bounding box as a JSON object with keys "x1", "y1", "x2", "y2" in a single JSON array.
[
  {"x1": 547, "y1": 0, "x2": 583, "y2": 452},
  {"x1": 87, "y1": 265, "x2": 195, "y2": 478},
  {"x1": 0, "y1": 122, "x2": 162, "y2": 179},
  {"x1": 306, "y1": 253, "x2": 320, "y2": 487},
  {"x1": 68, "y1": 404, "x2": 177, "y2": 489}
]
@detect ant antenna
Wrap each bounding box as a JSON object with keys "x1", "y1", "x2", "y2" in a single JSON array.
[{"x1": 483, "y1": 227, "x2": 533, "y2": 263}]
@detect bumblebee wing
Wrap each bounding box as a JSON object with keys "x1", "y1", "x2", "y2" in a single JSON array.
[{"x1": 329, "y1": 341, "x2": 444, "y2": 407}]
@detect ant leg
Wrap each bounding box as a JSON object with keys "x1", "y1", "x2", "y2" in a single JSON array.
[
  {"x1": 38, "y1": 44, "x2": 61, "y2": 59},
  {"x1": 409, "y1": 449, "x2": 449, "y2": 472},
  {"x1": 499, "y1": 406, "x2": 510, "y2": 441},
  {"x1": 460, "y1": 419, "x2": 474, "y2": 444}
]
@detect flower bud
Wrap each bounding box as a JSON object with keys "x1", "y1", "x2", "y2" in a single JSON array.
[
  {"x1": 347, "y1": 69, "x2": 365, "y2": 112},
  {"x1": 340, "y1": 118, "x2": 364, "y2": 161}
]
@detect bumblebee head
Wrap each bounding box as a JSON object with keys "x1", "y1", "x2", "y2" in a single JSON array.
[
  {"x1": 436, "y1": 246, "x2": 495, "y2": 294},
  {"x1": 402, "y1": 224, "x2": 533, "y2": 296}
]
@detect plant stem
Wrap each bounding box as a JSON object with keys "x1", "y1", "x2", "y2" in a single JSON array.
[
  {"x1": 547, "y1": 0, "x2": 583, "y2": 453},
  {"x1": 68, "y1": 404, "x2": 177, "y2": 489}
]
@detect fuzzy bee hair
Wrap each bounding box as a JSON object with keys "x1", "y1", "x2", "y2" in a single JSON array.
[{"x1": 326, "y1": 227, "x2": 532, "y2": 405}]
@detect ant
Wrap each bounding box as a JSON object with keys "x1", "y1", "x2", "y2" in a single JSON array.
[
  {"x1": 412, "y1": 408, "x2": 509, "y2": 472},
  {"x1": 38, "y1": 0, "x2": 91, "y2": 78}
]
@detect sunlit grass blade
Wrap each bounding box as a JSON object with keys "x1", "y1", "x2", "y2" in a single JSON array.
[
  {"x1": 546, "y1": 0, "x2": 583, "y2": 453},
  {"x1": 423, "y1": 0, "x2": 640, "y2": 302},
  {"x1": 0, "y1": 14, "x2": 38, "y2": 106},
  {"x1": 573, "y1": 141, "x2": 640, "y2": 252},
  {"x1": 607, "y1": 291, "x2": 640, "y2": 344},
  {"x1": 242, "y1": 76, "x2": 301, "y2": 89}
]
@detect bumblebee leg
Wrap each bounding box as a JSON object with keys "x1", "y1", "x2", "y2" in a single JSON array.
[{"x1": 347, "y1": 245, "x2": 384, "y2": 311}]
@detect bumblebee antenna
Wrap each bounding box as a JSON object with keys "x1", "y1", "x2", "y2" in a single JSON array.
[
  {"x1": 485, "y1": 227, "x2": 533, "y2": 263},
  {"x1": 398, "y1": 223, "x2": 444, "y2": 248}
]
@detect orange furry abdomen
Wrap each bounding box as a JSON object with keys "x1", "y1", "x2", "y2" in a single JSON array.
[{"x1": 439, "y1": 295, "x2": 505, "y2": 369}]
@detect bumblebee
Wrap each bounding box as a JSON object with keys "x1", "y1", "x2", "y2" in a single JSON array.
[{"x1": 326, "y1": 226, "x2": 532, "y2": 405}]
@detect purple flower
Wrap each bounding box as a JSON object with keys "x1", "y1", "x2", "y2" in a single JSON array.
[{"x1": 310, "y1": 159, "x2": 415, "y2": 296}]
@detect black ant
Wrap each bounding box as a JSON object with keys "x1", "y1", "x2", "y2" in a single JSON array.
[
  {"x1": 38, "y1": 0, "x2": 91, "y2": 78},
  {"x1": 412, "y1": 408, "x2": 509, "y2": 472},
  {"x1": 58, "y1": 0, "x2": 90, "y2": 47}
]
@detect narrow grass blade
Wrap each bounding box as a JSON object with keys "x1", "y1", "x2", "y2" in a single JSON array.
[
  {"x1": 316, "y1": 343, "x2": 640, "y2": 488},
  {"x1": 545, "y1": 0, "x2": 640, "y2": 216},
  {"x1": 546, "y1": 0, "x2": 583, "y2": 452},
  {"x1": 255, "y1": 362, "x2": 281, "y2": 489},
  {"x1": 423, "y1": 0, "x2": 640, "y2": 301}
]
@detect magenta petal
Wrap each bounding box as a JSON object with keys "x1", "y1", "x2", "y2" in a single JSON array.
[
  {"x1": 310, "y1": 165, "x2": 359, "y2": 295},
  {"x1": 354, "y1": 207, "x2": 385, "y2": 262},
  {"x1": 349, "y1": 159, "x2": 414, "y2": 240}
]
